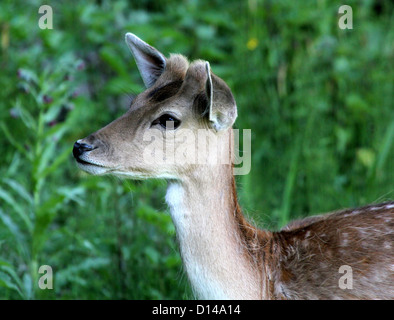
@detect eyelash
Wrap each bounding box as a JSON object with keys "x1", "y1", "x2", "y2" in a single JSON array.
[{"x1": 151, "y1": 114, "x2": 181, "y2": 129}]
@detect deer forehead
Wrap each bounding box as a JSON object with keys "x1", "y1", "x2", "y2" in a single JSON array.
[{"x1": 129, "y1": 59, "x2": 210, "y2": 119}]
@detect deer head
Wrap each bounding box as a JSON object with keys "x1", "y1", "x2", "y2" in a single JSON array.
[{"x1": 73, "y1": 33, "x2": 237, "y2": 180}]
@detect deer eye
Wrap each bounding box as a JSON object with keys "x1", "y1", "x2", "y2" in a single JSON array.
[{"x1": 152, "y1": 114, "x2": 181, "y2": 129}]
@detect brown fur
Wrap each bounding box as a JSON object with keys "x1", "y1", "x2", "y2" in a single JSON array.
[{"x1": 232, "y1": 174, "x2": 394, "y2": 299}]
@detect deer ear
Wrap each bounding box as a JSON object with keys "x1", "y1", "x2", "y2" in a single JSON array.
[
  {"x1": 125, "y1": 33, "x2": 166, "y2": 88},
  {"x1": 205, "y1": 62, "x2": 237, "y2": 131}
]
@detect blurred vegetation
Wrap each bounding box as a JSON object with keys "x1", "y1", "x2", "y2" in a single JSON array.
[{"x1": 0, "y1": 0, "x2": 393, "y2": 299}]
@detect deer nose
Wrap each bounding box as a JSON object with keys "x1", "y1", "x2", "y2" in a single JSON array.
[{"x1": 73, "y1": 141, "x2": 95, "y2": 159}]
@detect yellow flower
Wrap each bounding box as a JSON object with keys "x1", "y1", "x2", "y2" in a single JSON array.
[{"x1": 247, "y1": 38, "x2": 258, "y2": 50}]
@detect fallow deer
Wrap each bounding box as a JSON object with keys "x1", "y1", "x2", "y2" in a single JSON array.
[{"x1": 73, "y1": 33, "x2": 394, "y2": 300}]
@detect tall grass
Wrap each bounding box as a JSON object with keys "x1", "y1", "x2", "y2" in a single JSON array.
[
  {"x1": 233, "y1": 0, "x2": 394, "y2": 227},
  {"x1": 0, "y1": 57, "x2": 86, "y2": 298}
]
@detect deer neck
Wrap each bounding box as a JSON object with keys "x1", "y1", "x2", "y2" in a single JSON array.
[{"x1": 166, "y1": 164, "x2": 263, "y2": 299}]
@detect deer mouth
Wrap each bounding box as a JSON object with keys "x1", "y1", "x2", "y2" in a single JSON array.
[
  {"x1": 75, "y1": 157, "x2": 94, "y2": 166},
  {"x1": 75, "y1": 156, "x2": 106, "y2": 168},
  {"x1": 73, "y1": 150, "x2": 104, "y2": 167},
  {"x1": 75, "y1": 157, "x2": 110, "y2": 176}
]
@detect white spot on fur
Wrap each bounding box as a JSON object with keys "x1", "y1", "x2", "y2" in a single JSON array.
[
  {"x1": 383, "y1": 241, "x2": 391, "y2": 250},
  {"x1": 341, "y1": 233, "x2": 349, "y2": 246}
]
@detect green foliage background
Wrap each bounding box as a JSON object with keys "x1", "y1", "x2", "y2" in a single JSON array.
[{"x1": 0, "y1": 0, "x2": 393, "y2": 299}]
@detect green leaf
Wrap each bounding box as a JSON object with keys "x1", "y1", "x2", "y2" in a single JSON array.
[
  {"x1": 38, "y1": 146, "x2": 73, "y2": 180},
  {"x1": 0, "y1": 188, "x2": 32, "y2": 232},
  {"x1": 0, "y1": 122, "x2": 31, "y2": 160},
  {"x1": 0, "y1": 259, "x2": 25, "y2": 299},
  {"x1": 357, "y1": 148, "x2": 376, "y2": 168},
  {"x1": 0, "y1": 271, "x2": 24, "y2": 298},
  {"x1": 56, "y1": 257, "x2": 111, "y2": 288},
  {"x1": 34, "y1": 140, "x2": 56, "y2": 180},
  {"x1": 3, "y1": 178, "x2": 33, "y2": 205},
  {"x1": 99, "y1": 46, "x2": 128, "y2": 77},
  {"x1": 144, "y1": 246, "x2": 160, "y2": 265},
  {"x1": 0, "y1": 208, "x2": 26, "y2": 250}
]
